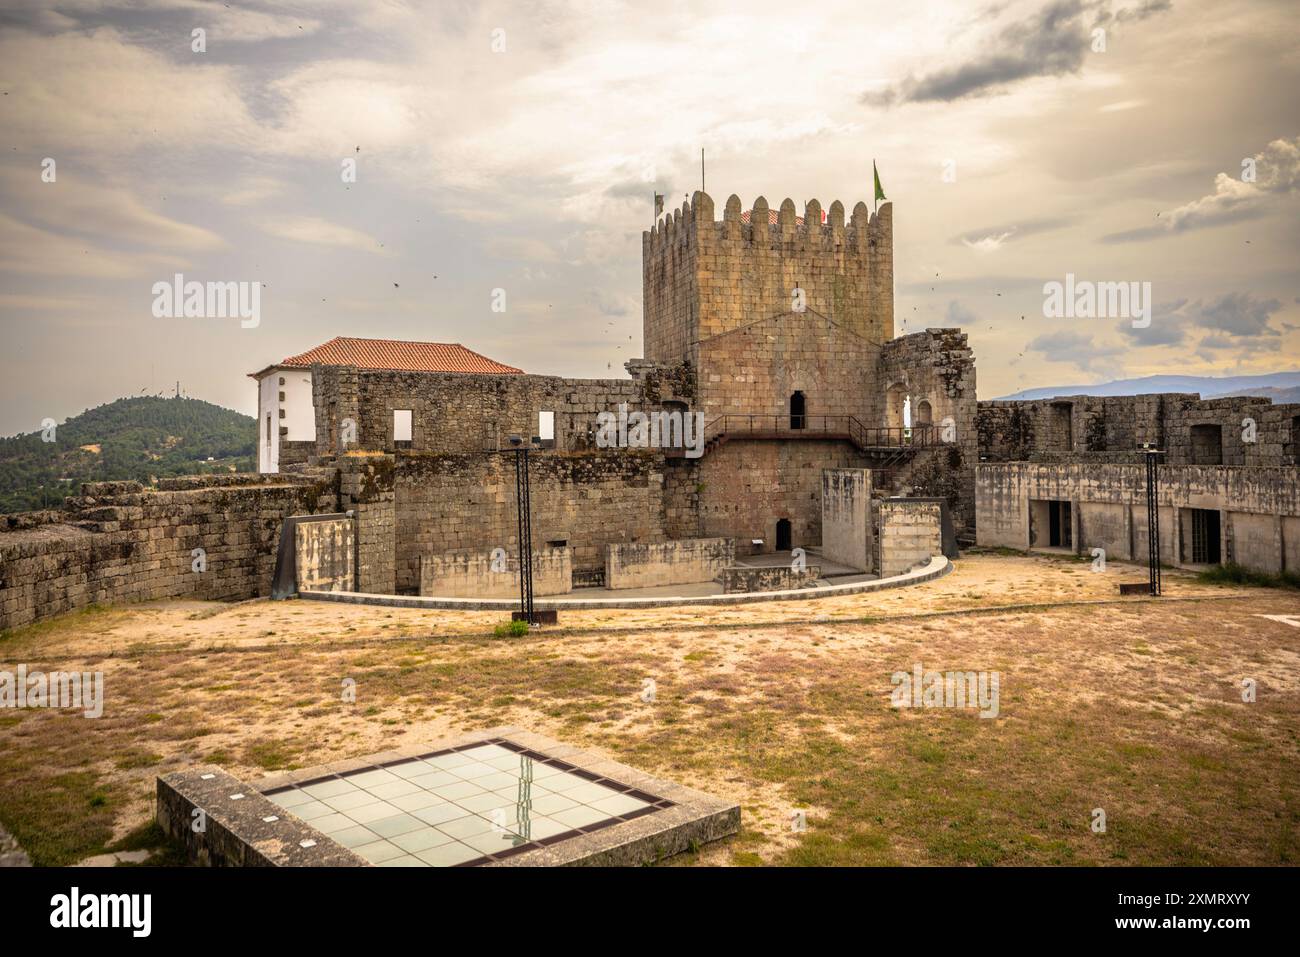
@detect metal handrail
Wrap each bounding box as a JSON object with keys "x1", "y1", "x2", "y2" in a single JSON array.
[{"x1": 703, "y1": 414, "x2": 943, "y2": 448}]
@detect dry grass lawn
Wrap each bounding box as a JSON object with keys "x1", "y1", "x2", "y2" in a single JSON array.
[{"x1": 2, "y1": 550, "x2": 1298, "y2": 867}]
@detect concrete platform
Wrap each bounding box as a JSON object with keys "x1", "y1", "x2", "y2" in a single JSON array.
[{"x1": 158, "y1": 727, "x2": 739, "y2": 867}]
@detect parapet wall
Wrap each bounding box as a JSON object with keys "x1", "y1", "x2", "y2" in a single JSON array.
[
  {"x1": 821, "y1": 468, "x2": 872, "y2": 572},
  {"x1": 873, "y1": 500, "x2": 942, "y2": 578},
  {"x1": 0, "y1": 472, "x2": 339, "y2": 632},
  {"x1": 643, "y1": 191, "x2": 893, "y2": 363},
  {"x1": 605, "y1": 537, "x2": 735, "y2": 590},
  {"x1": 419, "y1": 547, "x2": 572, "y2": 598},
  {"x1": 977, "y1": 393, "x2": 1300, "y2": 466}
]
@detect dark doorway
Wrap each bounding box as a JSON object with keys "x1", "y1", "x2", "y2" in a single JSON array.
[
  {"x1": 1189, "y1": 509, "x2": 1221, "y2": 564},
  {"x1": 789, "y1": 391, "x2": 806, "y2": 430},
  {"x1": 775, "y1": 518, "x2": 792, "y2": 551},
  {"x1": 1048, "y1": 500, "x2": 1072, "y2": 548}
]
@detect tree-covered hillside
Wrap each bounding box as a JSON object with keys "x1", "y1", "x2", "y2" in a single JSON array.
[{"x1": 0, "y1": 396, "x2": 256, "y2": 513}]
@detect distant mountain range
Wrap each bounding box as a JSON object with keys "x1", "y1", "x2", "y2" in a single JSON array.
[
  {"x1": 0, "y1": 396, "x2": 255, "y2": 514},
  {"x1": 995, "y1": 372, "x2": 1300, "y2": 403}
]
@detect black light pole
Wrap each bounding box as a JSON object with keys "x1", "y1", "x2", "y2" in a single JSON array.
[
  {"x1": 508, "y1": 434, "x2": 539, "y2": 624},
  {"x1": 1144, "y1": 445, "x2": 1163, "y2": 596}
]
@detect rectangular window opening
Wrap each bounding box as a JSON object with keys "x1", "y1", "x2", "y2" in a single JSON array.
[{"x1": 394, "y1": 409, "x2": 413, "y2": 443}]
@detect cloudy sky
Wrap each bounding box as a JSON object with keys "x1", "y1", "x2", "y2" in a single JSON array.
[{"x1": 1, "y1": 0, "x2": 1298, "y2": 435}]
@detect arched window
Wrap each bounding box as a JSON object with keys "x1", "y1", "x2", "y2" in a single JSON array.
[
  {"x1": 915, "y1": 400, "x2": 932, "y2": 425},
  {"x1": 789, "y1": 391, "x2": 806, "y2": 430}
]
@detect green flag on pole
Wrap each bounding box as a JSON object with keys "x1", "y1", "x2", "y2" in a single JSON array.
[{"x1": 873, "y1": 160, "x2": 887, "y2": 211}]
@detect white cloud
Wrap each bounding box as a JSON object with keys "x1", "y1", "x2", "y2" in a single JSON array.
[{"x1": 259, "y1": 216, "x2": 386, "y2": 252}]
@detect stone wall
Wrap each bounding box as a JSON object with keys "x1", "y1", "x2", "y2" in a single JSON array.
[
  {"x1": 312, "y1": 365, "x2": 694, "y2": 458},
  {"x1": 419, "y1": 547, "x2": 571, "y2": 598},
  {"x1": 643, "y1": 192, "x2": 893, "y2": 363},
  {"x1": 339, "y1": 453, "x2": 395, "y2": 594},
  {"x1": 0, "y1": 472, "x2": 338, "y2": 632},
  {"x1": 975, "y1": 461, "x2": 1300, "y2": 573},
  {"x1": 696, "y1": 310, "x2": 878, "y2": 424},
  {"x1": 695, "y1": 439, "x2": 867, "y2": 554},
  {"x1": 880, "y1": 329, "x2": 978, "y2": 526},
  {"x1": 716, "y1": 563, "x2": 821, "y2": 593},
  {"x1": 294, "y1": 517, "x2": 354, "y2": 592},
  {"x1": 605, "y1": 537, "x2": 735, "y2": 590},
  {"x1": 873, "y1": 500, "x2": 942, "y2": 578},
  {"x1": 393, "y1": 450, "x2": 669, "y2": 591},
  {"x1": 821, "y1": 468, "x2": 872, "y2": 571},
  {"x1": 977, "y1": 393, "x2": 1300, "y2": 467}
]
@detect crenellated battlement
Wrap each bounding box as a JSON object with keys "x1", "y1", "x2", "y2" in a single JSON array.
[
  {"x1": 642, "y1": 190, "x2": 894, "y2": 362},
  {"x1": 644, "y1": 191, "x2": 892, "y2": 258}
]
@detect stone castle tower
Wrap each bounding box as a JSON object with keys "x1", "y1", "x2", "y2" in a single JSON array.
[{"x1": 642, "y1": 191, "x2": 895, "y2": 363}]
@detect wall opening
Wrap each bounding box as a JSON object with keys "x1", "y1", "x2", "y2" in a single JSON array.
[
  {"x1": 789, "y1": 391, "x2": 806, "y2": 430},
  {"x1": 915, "y1": 399, "x2": 932, "y2": 425},
  {"x1": 393, "y1": 409, "x2": 413, "y2": 446},
  {"x1": 775, "y1": 518, "x2": 792, "y2": 551},
  {"x1": 885, "y1": 383, "x2": 908, "y2": 431},
  {"x1": 1189, "y1": 423, "x2": 1223, "y2": 465},
  {"x1": 539, "y1": 410, "x2": 555, "y2": 448},
  {"x1": 1029, "y1": 499, "x2": 1072, "y2": 549},
  {"x1": 1049, "y1": 402, "x2": 1073, "y2": 451},
  {"x1": 1184, "y1": 508, "x2": 1222, "y2": 565}
]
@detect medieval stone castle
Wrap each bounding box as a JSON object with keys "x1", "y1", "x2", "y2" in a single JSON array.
[{"x1": 2, "y1": 191, "x2": 1298, "y2": 629}]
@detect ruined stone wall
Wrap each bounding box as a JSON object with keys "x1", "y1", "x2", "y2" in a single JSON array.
[
  {"x1": 695, "y1": 440, "x2": 868, "y2": 554},
  {"x1": 392, "y1": 451, "x2": 669, "y2": 591},
  {"x1": 716, "y1": 563, "x2": 820, "y2": 593},
  {"x1": 1161, "y1": 395, "x2": 1291, "y2": 467},
  {"x1": 339, "y1": 453, "x2": 395, "y2": 594},
  {"x1": 976, "y1": 393, "x2": 1300, "y2": 467},
  {"x1": 294, "y1": 517, "x2": 354, "y2": 592},
  {"x1": 880, "y1": 329, "x2": 978, "y2": 527},
  {"x1": 873, "y1": 500, "x2": 942, "y2": 578},
  {"x1": 312, "y1": 365, "x2": 697, "y2": 459},
  {"x1": 0, "y1": 473, "x2": 338, "y2": 632},
  {"x1": 419, "y1": 547, "x2": 571, "y2": 598},
  {"x1": 975, "y1": 461, "x2": 1300, "y2": 573},
  {"x1": 821, "y1": 468, "x2": 872, "y2": 571},
  {"x1": 643, "y1": 192, "x2": 893, "y2": 363},
  {"x1": 978, "y1": 395, "x2": 1175, "y2": 460},
  {"x1": 605, "y1": 537, "x2": 734, "y2": 590}
]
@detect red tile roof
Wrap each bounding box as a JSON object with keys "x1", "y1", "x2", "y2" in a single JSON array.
[{"x1": 256, "y1": 337, "x2": 523, "y2": 377}]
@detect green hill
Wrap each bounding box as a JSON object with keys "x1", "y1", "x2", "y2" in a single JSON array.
[{"x1": 0, "y1": 396, "x2": 256, "y2": 514}]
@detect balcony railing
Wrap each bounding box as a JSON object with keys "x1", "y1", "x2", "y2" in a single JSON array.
[{"x1": 702, "y1": 414, "x2": 942, "y2": 450}]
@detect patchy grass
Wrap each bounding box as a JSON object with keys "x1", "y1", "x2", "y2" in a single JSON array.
[{"x1": 1199, "y1": 563, "x2": 1300, "y2": 591}]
